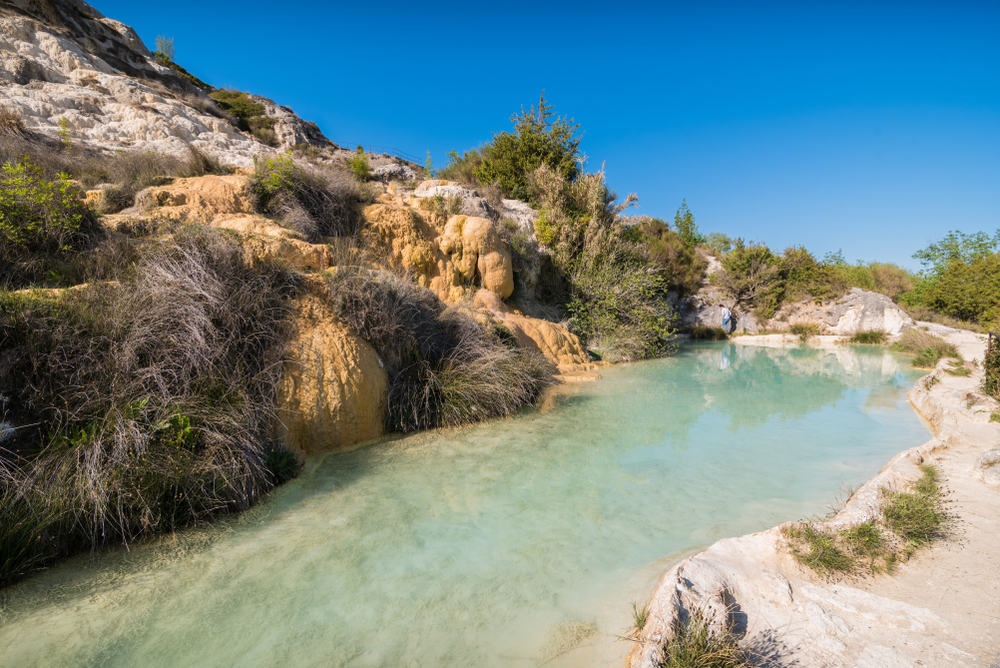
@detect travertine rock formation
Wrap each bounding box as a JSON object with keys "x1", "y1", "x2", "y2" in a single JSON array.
[{"x1": 274, "y1": 278, "x2": 387, "y2": 458}]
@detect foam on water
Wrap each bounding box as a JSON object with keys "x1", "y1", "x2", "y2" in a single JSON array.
[{"x1": 0, "y1": 343, "x2": 929, "y2": 668}]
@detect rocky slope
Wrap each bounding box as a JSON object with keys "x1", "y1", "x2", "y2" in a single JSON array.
[
  {"x1": 0, "y1": 0, "x2": 337, "y2": 165},
  {"x1": 628, "y1": 326, "x2": 1000, "y2": 668}
]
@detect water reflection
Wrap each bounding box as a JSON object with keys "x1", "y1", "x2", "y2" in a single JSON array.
[{"x1": 0, "y1": 344, "x2": 928, "y2": 668}]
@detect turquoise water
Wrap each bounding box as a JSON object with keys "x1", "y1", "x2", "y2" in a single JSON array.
[{"x1": 0, "y1": 343, "x2": 929, "y2": 668}]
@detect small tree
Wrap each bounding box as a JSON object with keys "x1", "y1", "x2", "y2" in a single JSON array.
[
  {"x1": 476, "y1": 93, "x2": 581, "y2": 202},
  {"x1": 674, "y1": 199, "x2": 704, "y2": 247},
  {"x1": 154, "y1": 36, "x2": 175, "y2": 64}
]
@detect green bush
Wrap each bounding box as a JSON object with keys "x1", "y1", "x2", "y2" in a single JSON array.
[
  {"x1": 921, "y1": 254, "x2": 1000, "y2": 324},
  {"x1": 790, "y1": 322, "x2": 820, "y2": 341},
  {"x1": 209, "y1": 89, "x2": 276, "y2": 144},
  {"x1": 983, "y1": 337, "x2": 1000, "y2": 400},
  {"x1": 673, "y1": 199, "x2": 705, "y2": 247},
  {"x1": 690, "y1": 325, "x2": 728, "y2": 340},
  {"x1": 627, "y1": 216, "x2": 707, "y2": 297},
  {"x1": 347, "y1": 151, "x2": 370, "y2": 181},
  {"x1": 475, "y1": 94, "x2": 581, "y2": 202},
  {"x1": 327, "y1": 268, "x2": 554, "y2": 432},
  {"x1": 0, "y1": 157, "x2": 94, "y2": 255},
  {"x1": 711, "y1": 241, "x2": 784, "y2": 317},
  {"x1": 782, "y1": 246, "x2": 846, "y2": 303},
  {"x1": 882, "y1": 464, "x2": 948, "y2": 548},
  {"x1": 439, "y1": 146, "x2": 485, "y2": 187},
  {"x1": 831, "y1": 261, "x2": 917, "y2": 301}
]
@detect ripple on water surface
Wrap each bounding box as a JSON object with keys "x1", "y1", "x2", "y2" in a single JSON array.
[{"x1": 0, "y1": 343, "x2": 929, "y2": 668}]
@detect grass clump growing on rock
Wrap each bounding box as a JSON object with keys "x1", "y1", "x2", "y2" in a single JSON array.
[
  {"x1": 790, "y1": 322, "x2": 820, "y2": 341},
  {"x1": 327, "y1": 268, "x2": 554, "y2": 432},
  {"x1": 882, "y1": 464, "x2": 948, "y2": 549},
  {"x1": 0, "y1": 227, "x2": 300, "y2": 586},
  {"x1": 658, "y1": 608, "x2": 752, "y2": 668},
  {"x1": 891, "y1": 329, "x2": 960, "y2": 368},
  {"x1": 246, "y1": 153, "x2": 375, "y2": 241},
  {"x1": 983, "y1": 337, "x2": 1000, "y2": 401},
  {"x1": 690, "y1": 325, "x2": 729, "y2": 340},
  {"x1": 783, "y1": 464, "x2": 948, "y2": 578},
  {"x1": 849, "y1": 329, "x2": 888, "y2": 345}
]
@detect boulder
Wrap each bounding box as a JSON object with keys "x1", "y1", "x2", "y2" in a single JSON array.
[
  {"x1": 372, "y1": 163, "x2": 417, "y2": 182},
  {"x1": 275, "y1": 279, "x2": 387, "y2": 458},
  {"x1": 772, "y1": 288, "x2": 915, "y2": 336}
]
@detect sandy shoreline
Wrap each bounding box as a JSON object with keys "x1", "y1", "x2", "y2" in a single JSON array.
[{"x1": 628, "y1": 326, "x2": 1000, "y2": 668}]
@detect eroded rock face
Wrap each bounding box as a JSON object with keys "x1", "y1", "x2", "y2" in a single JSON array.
[
  {"x1": 362, "y1": 204, "x2": 514, "y2": 301},
  {"x1": 275, "y1": 278, "x2": 387, "y2": 458},
  {"x1": 474, "y1": 289, "x2": 602, "y2": 375},
  {"x1": 771, "y1": 288, "x2": 915, "y2": 336}
]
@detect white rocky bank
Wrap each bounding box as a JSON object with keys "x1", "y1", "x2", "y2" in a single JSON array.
[
  {"x1": 629, "y1": 326, "x2": 1000, "y2": 668},
  {"x1": 0, "y1": 0, "x2": 331, "y2": 165}
]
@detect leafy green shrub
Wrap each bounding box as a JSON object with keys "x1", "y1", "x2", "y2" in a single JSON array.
[
  {"x1": 831, "y1": 261, "x2": 917, "y2": 301},
  {"x1": 850, "y1": 329, "x2": 888, "y2": 345},
  {"x1": 327, "y1": 268, "x2": 554, "y2": 432},
  {"x1": 209, "y1": 89, "x2": 276, "y2": 144},
  {"x1": 475, "y1": 94, "x2": 581, "y2": 202},
  {"x1": 711, "y1": 241, "x2": 783, "y2": 317},
  {"x1": 921, "y1": 254, "x2": 1000, "y2": 324},
  {"x1": 247, "y1": 153, "x2": 374, "y2": 240},
  {"x1": 983, "y1": 337, "x2": 1000, "y2": 400},
  {"x1": 690, "y1": 325, "x2": 728, "y2": 340},
  {"x1": 882, "y1": 464, "x2": 948, "y2": 548},
  {"x1": 439, "y1": 146, "x2": 485, "y2": 187},
  {"x1": 659, "y1": 608, "x2": 752, "y2": 668},
  {"x1": 891, "y1": 329, "x2": 960, "y2": 368},
  {"x1": 781, "y1": 246, "x2": 846, "y2": 303},
  {"x1": 0, "y1": 227, "x2": 300, "y2": 583},
  {"x1": 673, "y1": 199, "x2": 704, "y2": 247},
  {"x1": 347, "y1": 151, "x2": 370, "y2": 181},
  {"x1": 627, "y1": 216, "x2": 707, "y2": 297},
  {"x1": 1, "y1": 157, "x2": 94, "y2": 254}
]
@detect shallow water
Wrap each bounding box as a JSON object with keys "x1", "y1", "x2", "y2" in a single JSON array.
[{"x1": 0, "y1": 343, "x2": 929, "y2": 668}]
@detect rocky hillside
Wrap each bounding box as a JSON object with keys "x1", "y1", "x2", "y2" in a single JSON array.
[{"x1": 0, "y1": 0, "x2": 346, "y2": 165}]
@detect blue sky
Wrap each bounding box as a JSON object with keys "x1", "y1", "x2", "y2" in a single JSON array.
[{"x1": 96, "y1": 1, "x2": 999, "y2": 269}]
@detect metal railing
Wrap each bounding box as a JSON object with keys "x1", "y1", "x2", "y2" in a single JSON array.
[{"x1": 330, "y1": 142, "x2": 423, "y2": 165}]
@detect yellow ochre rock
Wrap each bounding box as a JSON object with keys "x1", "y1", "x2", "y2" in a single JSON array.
[
  {"x1": 275, "y1": 277, "x2": 387, "y2": 458},
  {"x1": 135, "y1": 174, "x2": 251, "y2": 220},
  {"x1": 362, "y1": 204, "x2": 514, "y2": 302},
  {"x1": 473, "y1": 289, "x2": 605, "y2": 376}
]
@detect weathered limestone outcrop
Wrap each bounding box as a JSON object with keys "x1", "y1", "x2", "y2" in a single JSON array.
[
  {"x1": 361, "y1": 203, "x2": 514, "y2": 301},
  {"x1": 0, "y1": 0, "x2": 334, "y2": 165},
  {"x1": 770, "y1": 288, "x2": 915, "y2": 336},
  {"x1": 274, "y1": 277, "x2": 387, "y2": 458},
  {"x1": 629, "y1": 327, "x2": 1000, "y2": 668},
  {"x1": 474, "y1": 289, "x2": 604, "y2": 376},
  {"x1": 409, "y1": 179, "x2": 540, "y2": 233},
  {"x1": 105, "y1": 174, "x2": 333, "y2": 271}
]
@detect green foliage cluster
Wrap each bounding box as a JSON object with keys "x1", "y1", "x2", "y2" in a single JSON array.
[
  {"x1": 711, "y1": 241, "x2": 784, "y2": 317},
  {"x1": 0, "y1": 228, "x2": 300, "y2": 586},
  {"x1": 327, "y1": 269, "x2": 553, "y2": 432},
  {"x1": 627, "y1": 216, "x2": 708, "y2": 297},
  {"x1": 790, "y1": 322, "x2": 820, "y2": 341},
  {"x1": 475, "y1": 94, "x2": 581, "y2": 202},
  {"x1": 438, "y1": 146, "x2": 485, "y2": 187},
  {"x1": 0, "y1": 157, "x2": 94, "y2": 255},
  {"x1": 347, "y1": 151, "x2": 371, "y2": 181},
  {"x1": 882, "y1": 464, "x2": 948, "y2": 548},
  {"x1": 526, "y1": 163, "x2": 676, "y2": 360},
  {"x1": 983, "y1": 336, "x2": 1000, "y2": 401},
  {"x1": 154, "y1": 35, "x2": 175, "y2": 63},
  {"x1": 690, "y1": 325, "x2": 729, "y2": 340},
  {"x1": 673, "y1": 199, "x2": 704, "y2": 247},
  {"x1": 209, "y1": 90, "x2": 277, "y2": 146}
]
